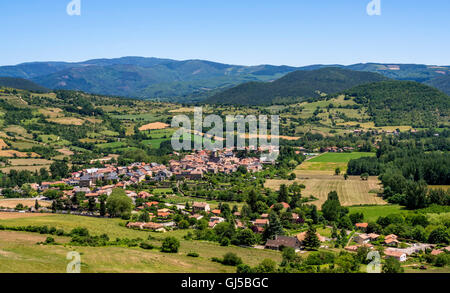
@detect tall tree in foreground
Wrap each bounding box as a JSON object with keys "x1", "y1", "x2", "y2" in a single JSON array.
[
  {"x1": 106, "y1": 188, "x2": 133, "y2": 218},
  {"x1": 303, "y1": 226, "x2": 320, "y2": 250}
]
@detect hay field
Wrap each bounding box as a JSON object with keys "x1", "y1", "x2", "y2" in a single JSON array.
[{"x1": 265, "y1": 174, "x2": 385, "y2": 207}]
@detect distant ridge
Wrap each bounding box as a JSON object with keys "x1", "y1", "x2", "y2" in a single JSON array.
[
  {"x1": 205, "y1": 68, "x2": 389, "y2": 105},
  {"x1": 0, "y1": 57, "x2": 449, "y2": 100},
  {"x1": 0, "y1": 77, "x2": 48, "y2": 92}
]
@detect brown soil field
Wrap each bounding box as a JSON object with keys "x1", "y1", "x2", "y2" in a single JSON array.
[{"x1": 57, "y1": 148, "x2": 74, "y2": 156}]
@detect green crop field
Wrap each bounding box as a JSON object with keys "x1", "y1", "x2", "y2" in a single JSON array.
[
  {"x1": 309, "y1": 152, "x2": 375, "y2": 163},
  {"x1": 347, "y1": 205, "x2": 405, "y2": 222}
]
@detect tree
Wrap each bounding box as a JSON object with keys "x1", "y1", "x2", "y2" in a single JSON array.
[
  {"x1": 263, "y1": 213, "x2": 284, "y2": 240},
  {"x1": 254, "y1": 259, "x2": 277, "y2": 273},
  {"x1": 382, "y1": 257, "x2": 404, "y2": 273},
  {"x1": 428, "y1": 227, "x2": 449, "y2": 244},
  {"x1": 88, "y1": 196, "x2": 96, "y2": 212},
  {"x1": 349, "y1": 212, "x2": 364, "y2": 225},
  {"x1": 343, "y1": 173, "x2": 349, "y2": 180},
  {"x1": 303, "y1": 226, "x2": 320, "y2": 250},
  {"x1": 99, "y1": 194, "x2": 107, "y2": 217},
  {"x1": 43, "y1": 189, "x2": 63, "y2": 200},
  {"x1": 34, "y1": 199, "x2": 40, "y2": 210},
  {"x1": 138, "y1": 210, "x2": 150, "y2": 222},
  {"x1": 236, "y1": 229, "x2": 258, "y2": 246},
  {"x1": 336, "y1": 253, "x2": 359, "y2": 273},
  {"x1": 404, "y1": 180, "x2": 428, "y2": 210},
  {"x1": 50, "y1": 161, "x2": 69, "y2": 179},
  {"x1": 321, "y1": 191, "x2": 343, "y2": 222},
  {"x1": 161, "y1": 236, "x2": 180, "y2": 253},
  {"x1": 278, "y1": 184, "x2": 289, "y2": 203},
  {"x1": 106, "y1": 188, "x2": 133, "y2": 218},
  {"x1": 335, "y1": 167, "x2": 341, "y2": 175}
]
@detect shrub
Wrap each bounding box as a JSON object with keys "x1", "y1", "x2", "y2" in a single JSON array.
[
  {"x1": 220, "y1": 237, "x2": 231, "y2": 246},
  {"x1": 187, "y1": 252, "x2": 199, "y2": 257},
  {"x1": 45, "y1": 237, "x2": 55, "y2": 244},
  {"x1": 161, "y1": 237, "x2": 180, "y2": 253},
  {"x1": 139, "y1": 242, "x2": 154, "y2": 250},
  {"x1": 221, "y1": 252, "x2": 243, "y2": 266}
]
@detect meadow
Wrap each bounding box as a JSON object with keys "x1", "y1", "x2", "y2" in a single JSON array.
[
  {"x1": 347, "y1": 205, "x2": 405, "y2": 222},
  {"x1": 0, "y1": 213, "x2": 282, "y2": 273}
]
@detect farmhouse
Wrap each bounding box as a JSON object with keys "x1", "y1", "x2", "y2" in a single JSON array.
[
  {"x1": 265, "y1": 235, "x2": 301, "y2": 251},
  {"x1": 192, "y1": 202, "x2": 210, "y2": 212},
  {"x1": 384, "y1": 249, "x2": 407, "y2": 262}
]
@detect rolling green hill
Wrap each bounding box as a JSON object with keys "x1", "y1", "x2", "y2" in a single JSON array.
[
  {"x1": 0, "y1": 77, "x2": 48, "y2": 93},
  {"x1": 206, "y1": 68, "x2": 389, "y2": 105},
  {"x1": 341, "y1": 81, "x2": 450, "y2": 127}
]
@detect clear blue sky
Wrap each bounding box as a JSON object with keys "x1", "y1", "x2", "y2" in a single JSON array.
[{"x1": 0, "y1": 0, "x2": 449, "y2": 66}]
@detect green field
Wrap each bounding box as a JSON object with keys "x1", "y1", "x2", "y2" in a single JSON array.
[
  {"x1": 309, "y1": 152, "x2": 375, "y2": 163},
  {"x1": 95, "y1": 141, "x2": 127, "y2": 149},
  {"x1": 348, "y1": 205, "x2": 405, "y2": 222},
  {"x1": 142, "y1": 138, "x2": 171, "y2": 149}
]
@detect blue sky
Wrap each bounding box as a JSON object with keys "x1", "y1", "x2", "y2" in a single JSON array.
[{"x1": 0, "y1": 0, "x2": 449, "y2": 66}]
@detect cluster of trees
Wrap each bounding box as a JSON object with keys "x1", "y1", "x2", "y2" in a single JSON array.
[
  {"x1": 347, "y1": 140, "x2": 450, "y2": 210},
  {"x1": 367, "y1": 212, "x2": 450, "y2": 244},
  {"x1": 0, "y1": 161, "x2": 70, "y2": 189},
  {"x1": 342, "y1": 81, "x2": 449, "y2": 127}
]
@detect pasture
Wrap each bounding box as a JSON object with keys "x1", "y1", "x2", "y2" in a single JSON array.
[
  {"x1": 347, "y1": 205, "x2": 405, "y2": 222},
  {"x1": 0, "y1": 213, "x2": 282, "y2": 273}
]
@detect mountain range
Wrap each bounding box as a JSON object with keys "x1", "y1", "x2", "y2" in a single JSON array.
[{"x1": 0, "y1": 57, "x2": 449, "y2": 101}]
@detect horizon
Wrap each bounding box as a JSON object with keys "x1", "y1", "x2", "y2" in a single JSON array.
[
  {"x1": 0, "y1": 0, "x2": 449, "y2": 66},
  {"x1": 2, "y1": 56, "x2": 450, "y2": 68}
]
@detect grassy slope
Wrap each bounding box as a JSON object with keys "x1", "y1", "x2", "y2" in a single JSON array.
[{"x1": 0, "y1": 214, "x2": 282, "y2": 273}]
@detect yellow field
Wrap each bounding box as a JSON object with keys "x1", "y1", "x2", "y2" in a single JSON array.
[
  {"x1": 0, "y1": 150, "x2": 40, "y2": 158},
  {"x1": 0, "y1": 212, "x2": 54, "y2": 219},
  {"x1": 0, "y1": 199, "x2": 52, "y2": 209},
  {"x1": 8, "y1": 158, "x2": 53, "y2": 166},
  {"x1": 47, "y1": 117, "x2": 85, "y2": 126},
  {"x1": 297, "y1": 162, "x2": 349, "y2": 172},
  {"x1": 138, "y1": 122, "x2": 170, "y2": 131},
  {"x1": 38, "y1": 108, "x2": 64, "y2": 118},
  {"x1": 265, "y1": 173, "x2": 385, "y2": 207},
  {"x1": 0, "y1": 165, "x2": 51, "y2": 173}
]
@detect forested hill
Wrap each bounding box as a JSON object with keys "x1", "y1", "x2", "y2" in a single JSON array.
[
  {"x1": 341, "y1": 81, "x2": 450, "y2": 127},
  {"x1": 205, "y1": 68, "x2": 389, "y2": 105},
  {"x1": 0, "y1": 77, "x2": 48, "y2": 93}
]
